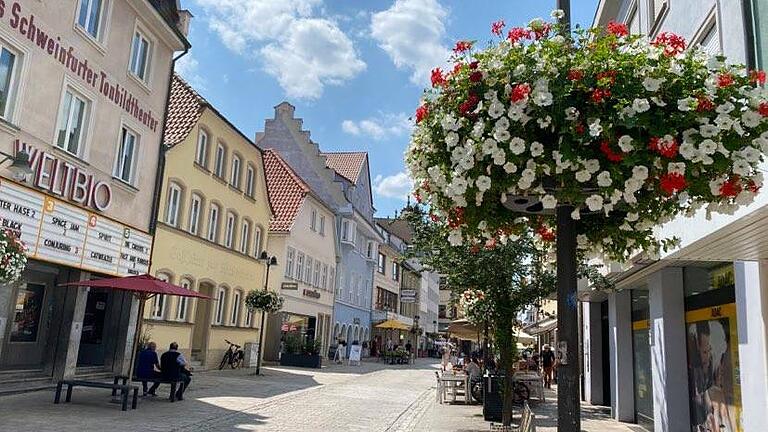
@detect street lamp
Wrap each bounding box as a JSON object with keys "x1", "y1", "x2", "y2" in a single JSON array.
[
  {"x1": 255, "y1": 250, "x2": 278, "y2": 375},
  {"x1": 0, "y1": 149, "x2": 32, "y2": 181}
]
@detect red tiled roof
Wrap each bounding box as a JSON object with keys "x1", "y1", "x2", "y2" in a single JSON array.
[
  {"x1": 262, "y1": 149, "x2": 310, "y2": 232},
  {"x1": 164, "y1": 74, "x2": 207, "y2": 147},
  {"x1": 322, "y1": 152, "x2": 367, "y2": 183}
]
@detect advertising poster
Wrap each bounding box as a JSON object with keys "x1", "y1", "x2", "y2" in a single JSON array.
[{"x1": 686, "y1": 303, "x2": 741, "y2": 432}]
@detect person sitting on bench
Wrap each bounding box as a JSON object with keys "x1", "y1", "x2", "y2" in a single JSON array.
[
  {"x1": 136, "y1": 341, "x2": 161, "y2": 396},
  {"x1": 160, "y1": 342, "x2": 192, "y2": 401}
]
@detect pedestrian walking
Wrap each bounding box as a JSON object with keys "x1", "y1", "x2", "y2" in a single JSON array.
[{"x1": 541, "y1": 344, "x2": 555, "y2": 388}]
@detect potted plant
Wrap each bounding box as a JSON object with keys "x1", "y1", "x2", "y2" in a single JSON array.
[
  {"x1": 279, "y1": 335, "x2": 322, "y2": 369},
  {"x1": 0, "y1": 229, "x2": 27, "y2": 284},
  {"x1": 244, "y1": 290, "x2": 284, "y2": 313}
]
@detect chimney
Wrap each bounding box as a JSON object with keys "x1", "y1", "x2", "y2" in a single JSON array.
[{"x1": 177, "y1": 9, "x2": 193, "y2": 37}]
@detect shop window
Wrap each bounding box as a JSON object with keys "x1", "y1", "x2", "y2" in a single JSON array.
[
  {"x1": 129, "y1": 29, "x2": 152, "y2": 82},
  {"x1": 214, "y1": 143, "x2": 226, "y2": 178},
  {"x1": 285, "y1": 247, "x2": 295, "y2": 278},
  {"x1": 188, "y1": 194, "x2": 202, "y2": 235},
  {"x1": 245, "y1": 165, "x2": 255, "y2": 197},
  {"x1": 224, "y1": 212, "x2": 236, "y2": 248},
  {"x1": 55, "y1": 88, "x2": 90, "y2": 157},
  {"x1": 240, "y1": 220, "x2": 250, "y2": 254},
  {"x1": 0, "y1": 45, "x2": 19, "y2": 121},
  {"x1": 230, "y1": 155, "x2": 241, "y2": 188},
  {"x1": 195, "y1": 129, "x2": 208, "y2": 167},
  {"x1": 231, "y1": 291, "x2": 241, "y2": 325},
  {"x1": 253, "y1": 226, "x2": 263, "y2": 257},
  {"x1": 207, "y1": 203, "x2": 220, "y2": 242},
  {"x1": 165, "y1": 183, "x2": 182, "y2": 227},
  {"x1": 177, "y1": 279, "x2": 191, "y2": 321},
  {"x1": 77, "y1": 0, "x2": 107, "y2": 40},
  {"x1": 10, "y1": 283, "x2": 45, "y2": 342},
  {"x1": 215, "y1": 287, "x2": 226, "y2": 325},
  {"x1": 114, "y1": 126, "x2": 138, "y2": 184}
]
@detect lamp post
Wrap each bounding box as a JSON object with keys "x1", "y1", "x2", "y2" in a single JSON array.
[
  {"x1": 0, "y1": 149, "x2": 33, "y2": 181},
  {"x1": 255, "y1": 250, "x2": 278, "y2": 375}
]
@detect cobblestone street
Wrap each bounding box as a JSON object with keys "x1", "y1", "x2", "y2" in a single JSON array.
[{"x1": 0, "y1": 360, "x2": 638, "y2": 432}]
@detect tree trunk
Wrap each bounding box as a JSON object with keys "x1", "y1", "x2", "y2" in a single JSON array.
[{"x1": 497, "y1": 323, "x2": 516, "y2": 426}]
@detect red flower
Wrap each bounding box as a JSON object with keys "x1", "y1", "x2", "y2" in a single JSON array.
[
  {"x1": 536, "y1": 226, "x2": 556, "y2": 242},
  {"x1": 606, "y1": 21, "x2": 629, "y2": 37},
  {"x1": 507, "y1": 27, "x2": 530, "y2": 44},
  {"x1": 696, "y1": 96, "x2": 715, "y2": 112},
  {"x1": 720, "y1": 176, "x2": 743, "y2": 197},
  {"x1": 470, "y1": 244, "x2": 481, "y2": 254},
  {"x1": 750, "y1": 70, "x2": 767, "y2": 86},
  {"x1": 659, "y1": 173, "x2": 688, "y2": 195},
  {"x1": 491, "y1": 20, "x2": 505, "y2": 36},
  {"x1": 591, "y1": 88, "x2": 611, "y2": 103},
  {"x1": 717, "y1": 73, "x2": 734, "y2": 88},
  {"x1": 415, "y1": 105, "x2": 429, "y2": 123},
  {"x1": 648, "y1": 136, "x2": 679, "y2": 158},
  {"x1": 596, "y1": 70, "x2": 618, "y2": 86},
  {"x1": 759, "y1": 102, "x2": 768, "y2": 117},
  {"x1": 452, "y1": 62, "x2": 464, "y2": 75},
  {"x1": 652, "y1": 32, "x2": 687, "y2": 56},
  {"x1": 469, "y1": 61, "x2": 479, "y2": 70},
  {"x1": 567, "y1": 69, "x2": 584, "y2": 81},
  {"x1": 459, "y1": 94, "x2": 480, "y2": 115},
  {"x1": 429, "y1": 213, "x2": 440, "y2": 222},
  {"x1": 453, "y1": 40, "x2": 473, "y2": 53},
  {"x1": 600, "y1": 140, "x2": 624, "y2": 162},
  {"x1": 748, "y1": 180, "x2": 761, "y2": 193},
  {"x1": 510, "y1": 83, "x2": 531, "y2": 103},
  {"x1": 531, "y1": 24, "x2": 552, "y2": 40},
  {"x1": 484, "y1": 238, "x2": 497, "y2": 250},
  {"x1": 431, "y1": 68, "x2": 446, "y2": 87},
  {"x1": 469, "y1": 71, "x2": 483, "y2": 83},
  {"x1": 575, "y1": 123, "x2": 585, "y2": 134}
]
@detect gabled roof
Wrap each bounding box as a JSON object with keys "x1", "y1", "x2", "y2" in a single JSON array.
[
  {"x1": 321, "y1": 152, "x2": 367, "y2": 184},
  {"x1": 375, "y1": 217, "x2": 413, "y2": 243},
  {"x1": 262, "y1": 149, "x2": 311, "y2": 233},
  {"x1": 164, "y1": 74, "x2": 207, "y2": 147}
]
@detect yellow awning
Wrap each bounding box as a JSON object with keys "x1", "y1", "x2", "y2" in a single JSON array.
[{"x1": 375, "y1": 319, "x2": 410, "y2": 330}]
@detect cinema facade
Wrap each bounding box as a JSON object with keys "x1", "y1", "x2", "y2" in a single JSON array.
[{"x1": 0, "y1": 0, "x2": 188, "y2": 390}]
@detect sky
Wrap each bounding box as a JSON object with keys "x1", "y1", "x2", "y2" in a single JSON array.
[{"x1": 176, "y1": 0, "x2": 600, "y2": 218}]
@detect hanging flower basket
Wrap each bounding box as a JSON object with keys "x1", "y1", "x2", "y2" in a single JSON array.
[
  {"x1": 245, "y1": 289, "x2": 284, "y2": 313},
  {"x1": 406, "y1": 12, "x2": 768, "y2": 261},
  {"x1": 0, "y1": 229, "x2": 27, "y2": 284}
]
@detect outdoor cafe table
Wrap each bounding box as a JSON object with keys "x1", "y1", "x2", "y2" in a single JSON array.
[{"x1": 440, "y1": 372, "x2": 471, "y2": 404}]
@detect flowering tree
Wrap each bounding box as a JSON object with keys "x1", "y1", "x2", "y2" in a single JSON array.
[{"x1": 0, "y1": 229, "x2": 27, "y2": 284}]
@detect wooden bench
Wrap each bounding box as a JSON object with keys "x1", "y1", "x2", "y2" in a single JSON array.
[
  {"x1": 54, "y1": 380, "x2": 138, "y2": 411},
  {"x1": 489, "y1": 401, "x2": 535, "y2": 432},
  {"x1": 114, "y1": 375, "x2": 186, "y2": 402}
]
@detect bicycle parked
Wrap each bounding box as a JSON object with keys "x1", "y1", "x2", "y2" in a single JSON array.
[{"x1": 218, "y1": 339, "x2": 244, "y2": 370}]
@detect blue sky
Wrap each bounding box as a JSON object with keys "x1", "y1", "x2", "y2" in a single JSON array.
[{"x1": 177, "y1": 0, "x2": 599, "y2": 218}]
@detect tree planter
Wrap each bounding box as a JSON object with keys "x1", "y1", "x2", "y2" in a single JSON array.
[{"x1": 279, "y1": 353, "x2": 322, "y2": 369}]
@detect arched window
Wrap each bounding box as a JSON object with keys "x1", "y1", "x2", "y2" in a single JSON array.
[
  {"x1": 165, "y1": 183, "x2": 182, "y2": 227},
  {"x1": 253, "y1": 226, "x2": 263, "y2": 257},
  {"x1": 245, "y1": 304, "x2": 253, "y2": 327},
  {"x1": 195, "y1": 129, "x2": 209, "y2": 167},
  {"x1": 340, "y1": 324, "x2": 347, "y2": 341},
  {"x1": 207, "y1": 203, "x2": 220, "y2": 242},
  {"x1": 333, "y1": 322, "x2": 340, "y2": 339},
  {"x1": 215, "y1": 286, "x2": 227, "y2": 325},
  {"x1": 188, "y1": 193, "x2": 202, "y2": 235},
  {"x1": 177, "y1": 278, "x2": 192, "y2": 321},
  {"x1": 214, "y1": 142, "x2": 226, "y2": 178},
  {"x1": 240, "y1": 219, "x2": 250, "y2": 254},
  {"x1": 152, "y1": 273, "x2": 171, "y2": 319},
  {"x1": 225, "y1": 212, "x2": 236, "y2": 248},
  {"x1": 230, "y1": 154, "x2": 241, "y2": 188},
  {"x1": 231, "y1": 290, "x2": 241, "y2": 325},
  {"x1": 245, "y1": 164, "x2": 255, "y2": 197}
]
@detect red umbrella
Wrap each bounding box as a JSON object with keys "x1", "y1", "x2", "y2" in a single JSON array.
[{"x1": 60, "y1": 274, "x2": 211, "y2": 383}]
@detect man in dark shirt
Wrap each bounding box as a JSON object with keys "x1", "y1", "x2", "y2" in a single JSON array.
[
  {"x1": 541, "y1": 344, "x2": 555, "y2": 388},
  {"x1": 136, "y1": 342, "x2": 160, "y2": 396},
  {"x1": 160, "y1": 342, "x2": 192, "y2": 401}
]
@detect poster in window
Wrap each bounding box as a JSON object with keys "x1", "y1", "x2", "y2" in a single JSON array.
[
  {"x1": 10, "y1": 283, "x2": 45, "y2": 342},
  {"x1": 686, "y1": 303, "x2": 741, "y2": 432}
]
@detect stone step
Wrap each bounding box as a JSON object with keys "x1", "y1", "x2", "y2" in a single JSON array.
[{"x1": 0, "y1": 372, "x2": 54, "y2": 397}]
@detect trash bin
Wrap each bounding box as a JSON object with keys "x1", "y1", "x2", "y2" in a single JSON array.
[
  {"x1": 243, "y1": 342, "x2": 259, "y2": 368},
  {"x1": 483, "y1": 375, "x2": 504, "y2": 422}
]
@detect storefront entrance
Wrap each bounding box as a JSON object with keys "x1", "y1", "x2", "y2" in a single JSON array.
[
  {"x1": 76, "y1": 289, "x2": 114, "y2": 367},
  {"x1": 1, "y1": 272, "x2": 55, "y2": 370},
  {"x1": 191, "y1": 282, "x2": 215, "y2": 364}
]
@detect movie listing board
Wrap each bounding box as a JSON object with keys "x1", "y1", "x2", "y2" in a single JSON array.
[{"x1": 0, "y1": 180, "x2": 152, "y2": 276}]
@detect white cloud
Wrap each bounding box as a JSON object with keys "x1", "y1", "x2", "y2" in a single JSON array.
[
  {"x1": 193, "y1": 0, "x2": 365, "y2": 99},
  {"x1": 370, "y1": 0, "x2": 451, "y2": 85},
  {"x1": 175, "y1": 54, "x2": 207, "y2": 91},
  {"x1": 374, "y1": 172, "x2": 413, "y2": 200},
  {"x1": 341, "y1": 112, "x2": 412, "y2": 140}
]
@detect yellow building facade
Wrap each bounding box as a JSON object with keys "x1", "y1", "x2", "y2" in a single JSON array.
[{"x1": 146, "y1": 75, "x2": 272, "y2": 368}]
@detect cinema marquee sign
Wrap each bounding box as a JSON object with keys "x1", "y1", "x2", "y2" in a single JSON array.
[{"x1": 16, "y1": 140, "x2": 113, "y2": 211}]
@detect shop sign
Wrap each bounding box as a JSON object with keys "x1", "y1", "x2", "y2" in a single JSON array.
[
  {"x1": 0, "y1": 179, "x2": 151, "y2": 276},
  {"x1": 400, "y1": 289, "x2": 417, "y2": 303},
  {"x1": 281, "y1": 282, "x2": 298, "y2": 290},
  {"x1": 302, "y1": 289, "x2": 320, "y2": 299}
]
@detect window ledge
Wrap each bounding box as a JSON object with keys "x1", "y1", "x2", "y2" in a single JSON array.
[
  {"x1": 228, "y1": 184, "x2": 243, "y2": 194},
  {"x1": 73, "y1": 25, "x2": 107, "y2": 56},
  {"x1": 51, "y1": 146, "x2": 89, "y2": 166},
  {"x1": 112, "y1": 177, "x2": 139, "y2": 194},
  {"x1": 0, "y1": 117, "x2": 20, "y2": 134},
  {"x1": 193, "y1": 162, "x2": 210, "y2": 174},
  {"x1": 127, "y1": 71, "x2": 152, "y2": 95},
  {"x1": 244, "y1": 194, "x2": 256, "y2": 204},
  {"x1": 212, "y1": 175, "x2": 228, "y2": 185}
]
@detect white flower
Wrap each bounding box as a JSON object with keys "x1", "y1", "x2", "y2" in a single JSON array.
[
  {"x1": 532, "y1": 91, "x2": 553, "y2": 106},
  {"x1": 677, "y1": 97, "x2": 695, "y2": 111},
  {"x1": 632, "y1": 98, "x2": 651, "y2": 113},
  {"x1": 651, "y1": 97, "x2": 667, "y2": 107},
  {"x1": 632, "y1": 165, "x2": 648, "y2": 181},
  {"x1": 541, "y1": 194, "x2": 557, "y2": 209},
  {"x1": 551, "y1": 9, "x2": 565, "y2": 19},
  {"x1": 741, "y1": 146, "x2": 761, "y2": 163},
  {"x1": 564, "y1": 107, "x2": 579, "y2": 121},
  {"x1": 618, "y1": 135, "x2": 634, "y2": 152},
  {"x1": 754, "y1": 136, "x2": 768, "y2": 154},
  {"x1": 585, "y1": 194, "x2": 604, "y2": 212},
  {"x1": 494, "y1": 129, "x2": 511, "y2": 142},
  {"x1": 571, "y1": 208, "x2": 581, "y2": 220},
  {"x1": 441, "y1": 114, "x2": 459, "y2": 131},
  {"x1": 596, "y1": 171, "x2": 612, "y2": 187},
  {"x1": 530, "y1": 141, "x2": 544, "y2": 157},
  {"x1": 492, "y1": 149, "x2": 506, "y2": 165},
  {"x1": 733, "y1": 159, "x2": 751, "y2": 176},
  {"x1": 488, "y1": 101, "x2": 505, "y2": 119},
  {"x1": 445, "y1": 132, "x2": 459, "y2": 148},
  {"x1": 575, "y1": 170, "x2": 591, "y2": 183},
  {"x1": 503, "y1": 162, "x2": 518, "y2": 173},
  {"x1": 521, "y1": 168, "x2": 536, "y2": 181},
  {"x1": 679, "y1": 141, "x2": 697, "y2": 160},
  {"x1": 495, "y1": 117, "x2": 510, "y2": 130},
  {"x1": 514, "y1": 64, "x2": 527, "y2": 77},
  {"x1": 481, "y1": 138, "x2": 497, "y2": 155},
  {"x1": 537, "y1": 116, "x2": 552, "y2": 129},
  {"x1": 742, "y1": 110, "x2": 762, "y2": 128},
  {"x1": 716, "y1": 102, "x2": 735, "y2": 114},
  {"x1": 700, "y1": 124, "x2": 720, "y2": 138},
  {"x1": 509, "y1": 137, "x2": 526, "y2": 155},
  {"x1": 448, "y1": 230, "x2": 463, "y2": 246},
  {"x1": 626, "y1": 212, "x2": 639, "y2": 222},
  {"x1": 476, "y1": 175, "x2": 492, "y2": 192},
  {"x1": 668, "y1": 162, "x2": 686, "y2": 174},
  {"x1": 588, "y1": 119, "x2": 603, "y2": 137},
  {"x1": 585, "y1": 159, "x2": 601, "y2": 173},
  {"x1": 642, "y1": 77, "x2": 664, "y2": 92},
  {"x1": 471, "y1": 121, "x2": 485, "y2": 139},
  {"x1": 447, "y1": 177, "x2": 468, "y2": 196},
  {"x1": 699, "y1": 139, "x2": 718, "y2": 155},
  {"x1": 620, "y1": 106, "x2": 636, "y2": 118}
]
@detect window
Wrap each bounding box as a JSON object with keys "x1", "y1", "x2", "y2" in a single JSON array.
[
  {"x1": 165, "y1": 183, "x2": 182, "y2": 227},
  {"x1": 245, "y1": 165, "x2": 255, "y2": 197},
  {"x1": 319, "y1": 215, "x2": 325, "y2": 235},
  {"x1": 330, "y1": 268, "x2": 336, "y2": 294},
  {"x1": 231, "y1": 291, "x2": 241, "y2": 325},
  {"x1": 341, "y1": 219, "x2": 356, "y2": 244},
  {"x1": 114, "y1": 126, "x2": 137, "y2": 183},
  {"x1": 321, "y1": 264, "x2": 328, "y2": 290},
  {"x1": 376, "y1": 287, "x2": 398, "y2": 311},
  {"x1": 195, "y1": 129, "x2": 208, "y2": 167},
  {"x1": 225, "y1": 212, "x2": 236, "y2": 248},
  {"x1": 366, "y1": 241, "x2": 376, "y2": 260},
  {"x1": 77, "y1": 0, "x2": 105, "y2": 39},
  {"x1": 392, "y1": 262, "x2": 400, "y2": 282},
  {"x1": 305, "y1": 257, "x2": 313, "y2": 285},
  {"x1": 151, "y1": 273, "x2": 169, "y2": 319},
  {"x1": 314, "y1": 260, "x2": 321, "y2": 287},
  {"x1": 310, "y1": 209, "x2": 317, "y2": 231},
  {"x1": 230, "y1": 155, "x2": 241, "y2": 188},
  {"x1": 245, "y1": 308, "x2": 253, "y2": 327},
  {"x1": 295, "y1": 252, "x2": 305, "y2": 281},
  {"x1": 285, "y1": 247, "x2": 295, "y2": 278},
  {"x1": 188, "y1": 194, "x2": 202, "y2": 235},
  {"x1": 207, "y1": 203, "x2": 219, "y2": 242},
  {"x1": 253, "y1": 227, "x2": 263, "y2": 257},
  {"x1": 239, "y1": 220, "x2": 251, "y2": 254},
  {"x1": 55, "y1": 89, "x2": 90, "y2": 156},
  {"x1": 0, "y1": 46, "x2": 19, "y2": 120},
  {"x1": 377, "y1": 253, "x2": 386, "y2": 274},
  {"x1": 698, "y1": 20, "x2": 720, "y2": 56},
  {"x1": 214, "y1": 144, "x2": 226, "y2": 178},
  {"x1": 176, "y1": 279, "x2": 191, "y2": 321},
  {"x1": 129, "y1": 30, "x2": 151, "y2": 82},
  {"x1": 215, "y1": 287, "x2": 226, "y2": 325}
]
